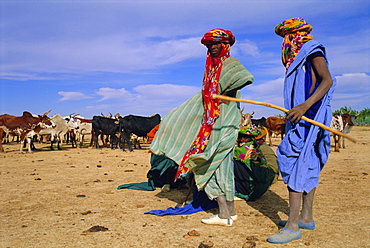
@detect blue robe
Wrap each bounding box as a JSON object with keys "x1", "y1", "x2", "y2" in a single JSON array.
[{"x1": 276, "y1": 40, "x2": 336, "y2": 193}]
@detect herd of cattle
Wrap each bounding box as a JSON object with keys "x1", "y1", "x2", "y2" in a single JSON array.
[
  {"x1": 0, "y1": 111, "x2": 161, "y2": 153},
  {"x1": 0, "y1": 109, "x2": 358, "y2": 154}
]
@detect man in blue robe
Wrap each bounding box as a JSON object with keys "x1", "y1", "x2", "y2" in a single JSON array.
[{"x1": 268, "y1": 17, "x2": 336, "y2": 243}]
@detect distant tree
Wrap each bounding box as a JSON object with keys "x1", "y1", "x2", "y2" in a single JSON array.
[
  {"x1": 274, "y1": 113, "x2": 286, "y2": 118},
  {"x1": 332, "y1": 106, "x2": 359, "y2": 116},
  {"x1": 333, "y1": 107, "x2": 370, "y2": 126},
  {"x1": 359, "y1": 107, "x2": 370, "y2": 116},
  {"x1": 356, "y1": 108, "x2": 370, "y2": 126}
]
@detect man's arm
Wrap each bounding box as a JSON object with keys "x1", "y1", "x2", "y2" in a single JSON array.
[{"x1": 287, "y1": 56, "x2": 333, "y2": 123}]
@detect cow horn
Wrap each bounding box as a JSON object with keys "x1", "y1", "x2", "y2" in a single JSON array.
[
  {"x1": 73, "y1": 114, "x2": 80, "y2": 117},
  {"x1": 69, "y1": 112, "x2": 75, "y2": 116},
  {"x1": 251, "y1": 111, "x2": 255, "y2": 115},
  {"x1": 43, "y1": 110, "x2": 52, "y2": 116},
  {"x1": 241, "y1": 107, "x2": 244, "y2": 113}
]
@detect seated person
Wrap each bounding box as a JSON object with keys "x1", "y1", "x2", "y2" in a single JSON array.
[
  {"x1": 234, "y1": 126, "x2": 279, "y2": 201},
  {"x1": 257, "y1": 127, "x2": 279, "y2": 185}
]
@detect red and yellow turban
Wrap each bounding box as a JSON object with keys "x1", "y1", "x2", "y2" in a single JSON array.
[
  {"x1": 275, "y1": 17, "x2": 313, "y2": 70},
  {"x1": 201, "y1": 28, "x2": 235, "y2": 46}
]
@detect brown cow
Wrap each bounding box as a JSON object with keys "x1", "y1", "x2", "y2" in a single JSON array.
[
  {"x1": 265, "y1": 116, "x2": 286, "y2": 146},
  {"x1": 0, "y1": 111, "x2": 53, "y2": 153},
  {"x1": 340, "y1": 113, "x2": 358, "y2": 149}
]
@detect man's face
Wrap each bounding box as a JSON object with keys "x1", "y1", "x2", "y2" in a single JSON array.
[
  {"x1": 239, "y1": 136, "x2": 252, "y2": 144},
  {"x1": 256, "y1": 137, "x2": 265, "y2": 145},
  {"x1": 207, "y1": 42, "x2": 223, "y2": 57}
]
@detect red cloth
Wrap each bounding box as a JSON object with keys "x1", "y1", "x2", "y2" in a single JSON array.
[
  {"x1": 147, "y1": 124, "x2": 160, "y2": 143},
  {"x1": 175, "y1": 29, "x2": 234, "y2": 180}
]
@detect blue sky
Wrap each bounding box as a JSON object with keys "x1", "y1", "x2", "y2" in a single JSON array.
[{"x1": 1, "y1": 0, "x2": 369, "y2": 119}]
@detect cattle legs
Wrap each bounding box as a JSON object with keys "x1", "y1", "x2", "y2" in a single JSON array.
[
  {"x1": 0, "y1": 129, "x2": 4, "y2": 153},
  {"x1": 120, "y1": 133, "x2": 133, "y2": 152},
  {"x1": 333, "y1": 134, "x2": 341, "y2": 152}
]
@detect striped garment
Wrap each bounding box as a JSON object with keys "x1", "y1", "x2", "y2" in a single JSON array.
[{"x1": 149, "y1": 57, "x2": 254, "y2": 201}]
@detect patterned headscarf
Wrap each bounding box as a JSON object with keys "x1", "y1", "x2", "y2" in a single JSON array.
[
  {"x1": 235, "y1": 126, "x2": 267, "y2": 163},
  {"x1": 239, "y1": 126, "x2": 262, "y2": 139},
  {"x1": 175, "y1": 28, "x2": 235, "y2": 180},
  {"x1": 255, "y1": 126, "x2": 268, "y2": 140},
  {"x1": 275, "y1": 17, "x2": 313, "y2": 71},
  {"x1": 201, "y1": 28, "x2": 235, "y2": 46}
]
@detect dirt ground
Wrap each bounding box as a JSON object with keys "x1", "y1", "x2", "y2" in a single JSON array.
[{"x1": 0, "y1": 126, "x2": 369, "y2": 248}]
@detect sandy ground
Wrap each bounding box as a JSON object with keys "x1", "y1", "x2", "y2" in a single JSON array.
[{"x1": 0, "y1": 126, "x2": 369, "y2": 248}]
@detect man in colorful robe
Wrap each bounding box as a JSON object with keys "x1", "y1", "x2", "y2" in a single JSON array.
[
  {"x1": 234, "y1": 126, "x2": 278, "y2": 201},
  {"x1": 149, "y1": 28, "x2": 254, "y2": 226},
  {"x1": 267, "y1": 18, "x2": 335, "y2": 243}
]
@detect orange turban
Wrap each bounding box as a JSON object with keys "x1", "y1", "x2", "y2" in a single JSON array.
[{"x1": 275, "y1": 17, "x2": 313, "y2": 70}]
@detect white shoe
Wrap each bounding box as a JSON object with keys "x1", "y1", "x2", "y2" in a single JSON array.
[
  {"x1": 231, "y1": 215, "x2": 238, "y2": 221},
  {"x1": 201, "y1": 214, "x2": 233, "y2": 227},
  {"x1": 234, "y1": 196, "x2": 244, "y2": 201}
]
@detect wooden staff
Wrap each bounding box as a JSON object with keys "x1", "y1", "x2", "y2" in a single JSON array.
[
  {"x1": 181, "y1": 177, "x2": 195, "y2": 207},
  {"x1": 213, "y1": 94, "x2": 357, "y2": 143}
]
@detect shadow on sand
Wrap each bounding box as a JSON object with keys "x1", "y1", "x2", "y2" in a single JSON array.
[
  {"x1": 152, "y1": 185, "x2": 289, "y2": 226},
  {"x1": 244, "y1": 189, "x2": 289, "y2": 225}
]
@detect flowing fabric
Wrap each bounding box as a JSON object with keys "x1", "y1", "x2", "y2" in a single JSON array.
[
  {"x1": 147, "y1": 124, "x2": 160, "y2": 143},
  {"x1": 175, "y1": 42, "x2": 230, "y2": 179},
  {"x1": 275, "y1": 17, "x2": 313, "y2": 71},
  {"x1": 117, "y1": 154, "x2": 186, "y2": 191},
  {"x1": 144, "y1": 188, "x2": 218, "y2": 216},
  {"x1": 174, "y1": 28, "x2": 237, "y2": 180},
  {"x1": 149, "y1": 57, "x2": 253, "y2": 200},
  {"x1": 276, "y1": 40, "x2": 336, "y2": 193}
]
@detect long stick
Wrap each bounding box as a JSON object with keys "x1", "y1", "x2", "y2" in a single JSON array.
[
  {"x1": 213, "y1": 94, "x2": 357, "y2": 143},
  {"x1": 181, "y1": 177, "x2": 195, "y2": 207}
]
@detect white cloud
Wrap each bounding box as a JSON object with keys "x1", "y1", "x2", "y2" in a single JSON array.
[
  {"x1": 95, "y1": 87, "x2": 134, "y2": 101},
  {"x1": 79, "y1": 84, "x2": 200, "y2": 117},
  {"x1": 94, "y1": 84, "x2": 199, "y2": 104},
  {"x1": 153, "y1": 38, "x2": 204, "y2": 66},
  {"x1": 235, "y1": 39, "x2": 260, "y2": 57},
  {"x1": 86, "y1": 104, "x2": 115, "y2": 111},
  {"x1": 134, "y1": 84, "x2": 200, "y2": 101},
  {"x1": 334, "y1": 73, "x2": 370, "y2": 90},
  {"x1": 58, "y1": 91, "x2": 92, "y2": 102}
]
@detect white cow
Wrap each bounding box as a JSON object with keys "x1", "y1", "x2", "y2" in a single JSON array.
[
  {"x1": 75, "y1": 116, "x2": 93, "y2": 148},
  {"x1": 38, "y1": 114, "x2": 79, "y2": 150},
  {"x1": 330, "y1": 114, "x2": 344, "y2": 152},
  {"x1": 241, "y1": 110, "x2": 254, "y2": 127}
]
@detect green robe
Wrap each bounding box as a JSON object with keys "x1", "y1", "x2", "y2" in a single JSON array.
[{"x1": 149, "y1": 57, "x2": 254, "y2": 201}]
